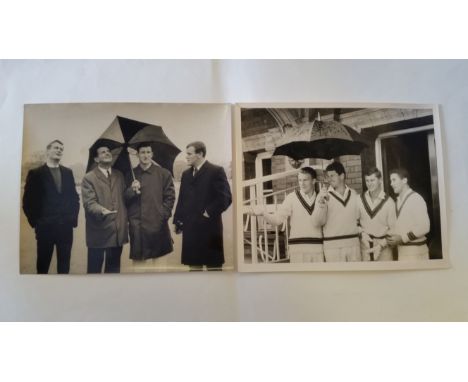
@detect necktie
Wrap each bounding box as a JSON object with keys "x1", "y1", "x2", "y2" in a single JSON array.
[
  {"x1": 193, "y1": 167, "x2": 198, "y2": 177},
  {"x1": 106, "y1": 169, "x2": 111, "y2": 178}
]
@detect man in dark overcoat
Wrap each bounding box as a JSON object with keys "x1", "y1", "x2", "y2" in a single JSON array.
[
  {"x1": 23, "y1": 139, "x2": 80, "y2": 274},
  {"x1": 81, "y1": 145, "x2": 128, "y2": 273},
  {"x1": 173, "y1": 141, "x2": 232, "y2": 270},
  {"x1": 125, "y1": 144, "x2": 175, "y2": 264}
]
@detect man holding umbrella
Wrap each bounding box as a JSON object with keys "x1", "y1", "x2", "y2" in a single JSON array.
[
  {"x1": 125, "y1": 143, "x2": 176, "y2": 265},
  {"x1": 81, "y1": 145, "x2": 129, "y2": 273}
]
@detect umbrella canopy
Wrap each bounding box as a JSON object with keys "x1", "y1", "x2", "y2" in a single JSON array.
[
  {"x1": 86, "y1": 116, "x2": 155, "y2": 174},
  {"x1": 273, "y1": 119, "x2": 369, "y2": 160},
  {"x1": 128, "y1": 125, "x2": 181, "y2": 175}
]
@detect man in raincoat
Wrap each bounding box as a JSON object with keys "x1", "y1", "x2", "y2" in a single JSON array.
[
  {"x1": 173, "y1": 141, "x2": 232, "y2": 270},
  {"x1": 81, "y1": 145, "x2": 129, "y2": 273},
  {"x1": 125, "y1": 144, "x2": 176, "y2": 265}
]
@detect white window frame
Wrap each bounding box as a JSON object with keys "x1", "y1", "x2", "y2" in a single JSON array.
[{"x1": 375, "y1": 124, "x2": 434, "y2": 173}]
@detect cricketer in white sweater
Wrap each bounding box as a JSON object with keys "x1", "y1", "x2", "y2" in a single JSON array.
[{"x1": 312, "y1": 185, "x2": 361, "y2": 262}]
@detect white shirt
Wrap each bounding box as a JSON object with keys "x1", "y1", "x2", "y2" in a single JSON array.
[
  {"x1": 98, "y1": 166, "x2": 112, "y2": 178},
  {"x1": 193, "y1": 159, "x2": 206, "y2": 175},
  {"x1": 394, "y1": 188, "x2": 430, "y2": 243},
  {"x1": 357, "y1": 189, "x2": 396, "y2": 239}
]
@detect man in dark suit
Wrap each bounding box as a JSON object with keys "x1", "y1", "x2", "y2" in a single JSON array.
[
  {"x1": 173, "y1": 141, "x2": 232, "y2": 270},
  {"x1": 22, "y1": 140, "x2": 80, "y2": 274}
]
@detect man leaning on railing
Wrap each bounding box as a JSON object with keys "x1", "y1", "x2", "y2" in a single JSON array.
[{"x1": 249, "y1": 167, "x2": 324, "y2": 263}]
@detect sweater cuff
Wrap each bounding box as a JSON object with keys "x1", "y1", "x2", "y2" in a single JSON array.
[{"x1": 406, "y1": 231, "x2": 418, "y2": 242}]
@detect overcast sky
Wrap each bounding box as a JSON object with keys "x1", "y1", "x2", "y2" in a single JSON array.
[{"x1": 22, "y1": 103, "x2": 232, "y2": 167}]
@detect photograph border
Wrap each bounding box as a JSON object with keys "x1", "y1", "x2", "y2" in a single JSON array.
[
  {"x1": 19, "y1": 102, "x2": 235, "y2": 274},
  {"x1": 234, "y1": 102, "x2": 450, "y2": 272}
]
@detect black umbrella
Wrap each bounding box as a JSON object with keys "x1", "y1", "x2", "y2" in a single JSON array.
[
  {"x1": 86, "y1": 116, "x2": 151, "y2": 174},
  {"x1": 128, "y1": 124, "x2": 181, "y2": 175},
  {"x1": 273, "y1": 119, "x2": 369, "y2": 160}
]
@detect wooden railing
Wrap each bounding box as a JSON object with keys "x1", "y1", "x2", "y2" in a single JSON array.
[{"x1": 242, "y1": 170, "x2": 301, "y2": 264}]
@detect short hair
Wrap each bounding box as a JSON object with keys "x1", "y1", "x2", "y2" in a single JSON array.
[
  {"x1": 46, "y1": 139, "x2": 64, "y2": 150},
  {"x1": 390, "y1": 168, "x2": 410, "y2": 183},
  {"x1": 93, "y1": 145, "x2": 111, "y2": 158},
  {"x1": 299, "y1": 166, "x2": 317, "y2": 180},
  {"x1": 364, "y1": 166, "x2": 382, "y2": 179},
  {"x1": 136, "y1": 143, "x2": 153, "y2": 152},
  {"x1": 325, "y1": 161, "x2": 346, "y2": 176},
  {"x1": 187, "y1": 141, "x2": 206, "y2": 157}
]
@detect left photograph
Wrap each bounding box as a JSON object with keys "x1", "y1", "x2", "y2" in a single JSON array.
[{"x1": 20, "y1": 103, "x2": 233, "y2": 274}]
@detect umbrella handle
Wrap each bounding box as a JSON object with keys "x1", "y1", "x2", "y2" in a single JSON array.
[
  {"x1": 127, "y1": 151, "x2": 141, "y2": 194},
  {"x1": 127, "y1": 150, "x2": 136, "y2": 181}
]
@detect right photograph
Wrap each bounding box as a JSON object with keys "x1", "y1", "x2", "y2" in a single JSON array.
[{"x1": 234, "y1": 104, "x2": 449, "y2": 272}]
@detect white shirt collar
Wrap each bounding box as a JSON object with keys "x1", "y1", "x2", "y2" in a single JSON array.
[
  {"x1": 194, "y1": 159, "x2": 206, "y2": 172},
  {"x1": 46, "y1": 162, "x2": 60, "y2": 168},
  {"x1": 328, "y1": 185, "x2": 350, "y2": 199},
  {"x1": 98, "y1": 166, "x2": 112, "y2": 177},
  {"x1": 365, "y1": 189, "x2": 386, "y2": 201},
  {"x1": 299, "y1": 189, "x2": 316, "y2": 203}
]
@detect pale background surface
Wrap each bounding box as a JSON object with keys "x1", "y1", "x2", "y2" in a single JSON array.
[
  {"x1": 1, "y1": 60, "x2": 467, "y2": 321},
  {"x1": 20, "y1": 103, "x2": 233, "y2": 274}
]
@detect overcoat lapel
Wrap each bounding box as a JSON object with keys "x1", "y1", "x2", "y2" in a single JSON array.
[
  {"x1": 192, "y1": 161, "x2": 209, "y2": 182},
  {"x1": 93, "y1": 166, "x2": 111, "y2": 186}
]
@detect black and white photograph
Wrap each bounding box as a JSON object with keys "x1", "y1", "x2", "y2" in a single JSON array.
[
  {"x1": 20, "y1": 103, "x2": 233, "y2": 274},
  {"x1": 235, "y1": 104, "x2": 449, "y2": 272}
]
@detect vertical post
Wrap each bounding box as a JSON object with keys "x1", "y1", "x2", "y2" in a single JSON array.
[
  {"x1": 284, "y1": 190, "x2": 290, "y2": 261},
  {"x1": 250, "y1": 185, "x2": 257, "y2": 264},
  {"x1": 273, "y1": 194, "x2": 280, "y2": 262},
  {"x1": 263, "y1": 193, "x2": 269, "y2": 262}
]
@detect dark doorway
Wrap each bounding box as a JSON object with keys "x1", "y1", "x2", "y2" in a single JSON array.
[{"x1": 380, "y1": 130, "x2": 442, "y2": 259}]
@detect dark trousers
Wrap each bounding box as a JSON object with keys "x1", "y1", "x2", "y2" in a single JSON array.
[
  {"x1": 35, "y1": 224, "x2": 73, "y2": 274},
  {"x1": 87, "y1": 247, "x2": 122, "y2": 273}
]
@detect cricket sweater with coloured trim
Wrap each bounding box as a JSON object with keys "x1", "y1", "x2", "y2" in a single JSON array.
[
  {"x1": 263, "y1": 189, "x2": 323, "y2": 244},
  {"x1": 394, "y1": 188, "x2": 430, "y2": 245},
  {"x1": 312, "y1": 185, "x2": 360, "y2": 249}
]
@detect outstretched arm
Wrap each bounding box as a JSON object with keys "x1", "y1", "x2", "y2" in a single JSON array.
[{"x1": 249, "y1": 195, "x2": 292, "y2": 227}]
